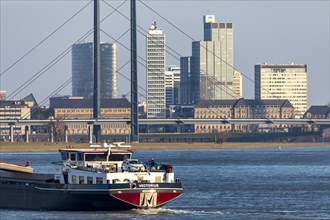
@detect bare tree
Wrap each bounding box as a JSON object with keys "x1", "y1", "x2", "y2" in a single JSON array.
[{"x1": 49, "y1": 119, "x2": 66, "y2": 142}]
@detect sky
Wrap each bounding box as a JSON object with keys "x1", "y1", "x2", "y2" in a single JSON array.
[{"x1": 1, "y1": 0, "x2": 329, "y2": 107}]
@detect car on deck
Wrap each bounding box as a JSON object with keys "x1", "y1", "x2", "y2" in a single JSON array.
[{"x1": 121, "y1": 159, "x2": 145, "y2": 172}]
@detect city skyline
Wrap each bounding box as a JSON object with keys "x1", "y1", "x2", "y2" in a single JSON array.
[{"x1": 0, "y1": 1, "x2": 329, "y2": 106}]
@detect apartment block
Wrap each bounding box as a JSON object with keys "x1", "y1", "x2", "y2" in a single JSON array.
[{"x1": 0, "y1": 100, "x2": 30, "y2": 138}]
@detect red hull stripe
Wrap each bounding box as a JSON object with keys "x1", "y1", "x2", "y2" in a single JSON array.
[
  {"x1": 111, "y1": 193, "x2": 140, "y2": 206},
  {"x1": 157, "y1": 192, "x2": 182, "y2": 206},
  {"x1": 111, "y1": 192, "x2": 182, "y2": 207}
]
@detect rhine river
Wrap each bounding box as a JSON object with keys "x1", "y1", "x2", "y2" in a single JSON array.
[{"x1": 0, "y1": 147, "x2": 329, "y2": 220}]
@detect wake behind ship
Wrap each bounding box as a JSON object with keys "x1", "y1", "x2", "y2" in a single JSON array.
[{"x1": 0, "y1": 143, "x2": 183, "y2": 210}]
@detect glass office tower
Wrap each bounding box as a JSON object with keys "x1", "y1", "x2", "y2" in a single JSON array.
[
  {"x1": 72, "y1": 42, "x2": 118, "y2": 99},
  {"x1": 191, "y1": 15, "x2": 234, "y2": 101}
]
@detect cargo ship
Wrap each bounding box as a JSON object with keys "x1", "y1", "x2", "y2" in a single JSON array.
[{"x1": 0, "y1": 143, "x2": 183, "y2": 210}]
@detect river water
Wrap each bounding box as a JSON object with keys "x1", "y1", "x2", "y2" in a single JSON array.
[{"x1": 0, "y1": 147, "x2": 329, "y2": 220}]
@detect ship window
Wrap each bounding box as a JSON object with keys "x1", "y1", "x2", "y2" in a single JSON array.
[
  {"x1": 96, "y1": 177, "x2": 103, "y2": 184},
  {"x1": 85, "y1": 153, "x2": 107, "y2": 161},
  {"x1": 60, "y1": 151, "x2": 67, "y2": 160},
  {"x1": 72, "y1": 175, "x2": 77, "y2": 184},
  {"x1": 79, "y1": 176, "x2": 84, "y2": 184},
  {"x1": 87, "y1": 176, "x2": 93, "y2": 184},
  {"x1": 70, "y1": 153, "x2": 76, "y2": 161},
  {"x1": 108, "y1": 154, "x2": 131, "y2": 161},
  {"x1": 78, "y1": 153, "x2": 83, "y2": 161}
]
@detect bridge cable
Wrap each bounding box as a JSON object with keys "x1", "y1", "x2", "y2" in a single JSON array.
[
  {"x1": 138, "y1": 0, "x2": 278, "y2": 99},
  {"x1": 0, "y1": 0, "x2": 93, "y2": 77},
  {"x1": 7, "y1": 0, "x2": 128, "y2": 100}
]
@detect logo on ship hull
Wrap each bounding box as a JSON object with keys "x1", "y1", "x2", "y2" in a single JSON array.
[{"x1": 140, "y1": 192, "x2": 157, "y2": 207}]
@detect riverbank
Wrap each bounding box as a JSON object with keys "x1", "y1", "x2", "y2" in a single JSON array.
[{"x1": 0, "y1": 142, "x2": 329, "y2": 152}]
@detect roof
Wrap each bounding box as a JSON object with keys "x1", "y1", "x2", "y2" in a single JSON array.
[
  {"x1": 255, "y1": 63, "x2": 307, "y2": 69},
  {"x1": 234, "y1": 99, "x2": 255, "y2": 107},
  {"x1": 195, "y1": 100, "x2": 237, "y2": 108},
  {"x1": 195, "y1": 99, "x2": 293, "y2": 108},
  {"x1": 305, "y1": 105, "x2": 330, "y2": 115},
  {"x1": 253, "y1": 99, "x2": 293, "y2": 108},
  {"x1": 50, "y1": 97, "x2": 130, "y2": 109},
  {"x1": 23, "y1": 93, "x2": 38, "y2": 107},
  {"x1": 31, "y1": 107, "x2": 52, "y2": 120}
]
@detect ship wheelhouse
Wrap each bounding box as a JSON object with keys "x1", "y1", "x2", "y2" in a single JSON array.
[{"x1": 59, "y1": 149, "x2": 132, "y2": 165}]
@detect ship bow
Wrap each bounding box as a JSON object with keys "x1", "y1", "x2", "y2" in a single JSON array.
[{"x1": 111, "y1": 183, "x2": 183, "y2": 208}]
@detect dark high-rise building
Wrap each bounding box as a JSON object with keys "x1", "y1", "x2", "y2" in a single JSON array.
[
  {"x1": 180, "y1": 57, "x2": 192, "y2": 104},
  {"x1": 72, "y1": 42, "x2": 118, "y2": 99}
]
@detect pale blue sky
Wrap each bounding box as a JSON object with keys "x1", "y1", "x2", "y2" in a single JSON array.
[{"x1": 1, "y1": 0, "x2": 329, "y2": 106}]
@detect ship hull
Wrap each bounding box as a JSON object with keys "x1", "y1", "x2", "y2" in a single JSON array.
[{"x1": 0, "y1": 172, "x2": 183, "y2": 210}]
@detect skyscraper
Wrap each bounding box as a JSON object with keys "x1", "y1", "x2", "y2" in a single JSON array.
[
  {"x1": 190, "y1": 15, "x2": 234, "y2": 102},
  {"x1": 146, "y1": 21, "x2": 166, "y2": 118},
  {"x1": 255, "y1": 63, "x2": 308, "y2": 117},
  {"x1": 180, "y1": 57, "x2": 192, "y2": 104},
  {"x1": 72, "y1": 42, "x2": 118, "y2": 99}
]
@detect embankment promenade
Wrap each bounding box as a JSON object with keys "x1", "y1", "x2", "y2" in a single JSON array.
[{"x1": 0, "y1": 142, "x2": 329, "y2": 152}]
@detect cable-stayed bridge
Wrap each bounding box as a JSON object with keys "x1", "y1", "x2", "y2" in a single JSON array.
[{"x1": 1, "y1": 1, "x2": 329, "y2": 143}]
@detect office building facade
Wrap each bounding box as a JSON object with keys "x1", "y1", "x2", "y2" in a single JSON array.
[
  {"x1": 0, "y1": 100, "x2": 30, "y2": 138},
  {"x1": 50, "y1": 96, "x2": 130, "y2": 135},
  {"x1": 189, "y1": 15, "x2": 234, "y2": 102},
  {"x1": 146, "y1": 22, "x2": 166, "y2": 118},
  {"x1": 255, "y1": 63, "x2": 308, "y2": 117},
  {"x1": 233, "y1": 70, "x2": 242, "y2": 99},
  {"x1": 194, "y1": 99, "x2": 294, "y2": 133},
  {"x1": 180, "y1": 57, "x2": 192, "y2": 104},
  {"x1": 165, "y1": 65, "x2": 180, "y2": 106},
  {"x1": 72, "y1": 42, "x2": 118, "y2": 99}
]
